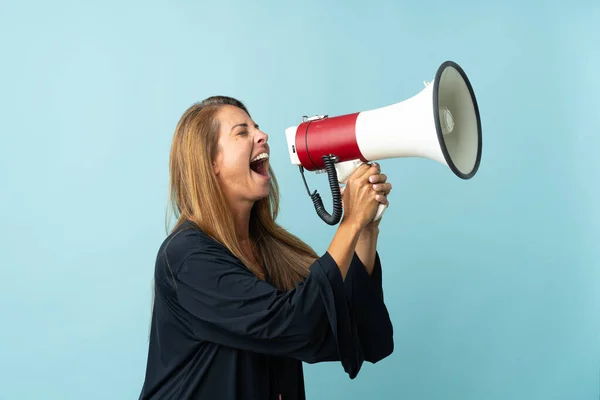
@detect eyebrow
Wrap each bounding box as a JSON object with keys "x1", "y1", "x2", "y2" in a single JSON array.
[{"x1": 230, "y1": 123, "x2": 259, "y2": 132}]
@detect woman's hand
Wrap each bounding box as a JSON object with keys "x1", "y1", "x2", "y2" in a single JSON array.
[
  {"x1": 340, "y1": 162, "x2": 392, "y2": 230},
  {"x1": 365, "y1": 162, "x2": 391, "y2": 230},
  {"x1": 340, "y1": 163, "x2": 383, "y2": 230}
]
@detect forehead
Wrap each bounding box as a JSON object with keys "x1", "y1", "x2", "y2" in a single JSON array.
[{"x1": 217, "y1": 105, "x2": 252, "y2": 128}]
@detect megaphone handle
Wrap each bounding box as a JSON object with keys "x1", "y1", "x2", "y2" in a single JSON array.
[
  {"x1": 335, "y1": 160, "x2": 388, "y2": 223},
  {"x1": 373, "y1": 202, "x2": 387, "y2": 221}
]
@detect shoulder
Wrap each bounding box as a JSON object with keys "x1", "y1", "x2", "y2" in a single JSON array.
[{"x1": 155, "y1": 220, "x2": 234, "y2": 277}]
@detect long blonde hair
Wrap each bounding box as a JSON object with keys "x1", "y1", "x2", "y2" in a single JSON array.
[{"x1": 167, "y1": 96, "x2": 318, "y2": 290}]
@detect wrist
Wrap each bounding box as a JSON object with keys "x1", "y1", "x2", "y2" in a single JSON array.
[
  {"x1": 340, "y1": 217, "x2": 363, "y2": 237},
  {"x1": 361, "y1": 225, "x2": 380, "y2": 237}
]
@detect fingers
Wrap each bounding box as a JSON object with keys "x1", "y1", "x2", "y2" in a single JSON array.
[
  {"x1": 375, "y1": 185, "x2": 390, "y2": 205},
  {"x1": 369, "y1": 172, "x2": 387, "y2": 184},
  {"x1": 371, "y1": 182, "x2": 391, "y2": 193},
  {"x1": 370, "y1": 164, "x2": 391, "y2": 205},
  {"x1": 364, "y1": 161, "x2": 385, "y2": 185},
  {"x1": 348, "y1": 162, "x2": 391, "y2": 193},
  {"x1": 347, "y1": 162, "x2": 391, "y2": 207},
  {"x1": 351, "y1": 162, "x2": 380, "y2": 182},
  {"x1": 375, "y1": 193, "x2": 389, "y2": 205}
]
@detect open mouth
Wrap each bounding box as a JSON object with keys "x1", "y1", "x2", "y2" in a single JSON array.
[{"x1": 250, "y1": 153, "x2": 269, "y2": 177}]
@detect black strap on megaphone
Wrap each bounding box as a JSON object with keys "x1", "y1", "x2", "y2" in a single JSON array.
[{"x1": 298, "y1": 154, "x2": 342, "y2": 225}]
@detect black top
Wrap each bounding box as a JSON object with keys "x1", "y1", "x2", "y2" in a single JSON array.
[{"x1": 138, "y1": 220, "x2": 394, "y2": 400}]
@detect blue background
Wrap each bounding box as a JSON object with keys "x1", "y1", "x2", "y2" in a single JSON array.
[{"x1": 1, "y1": 0, "x2": 599, "y2": 399}]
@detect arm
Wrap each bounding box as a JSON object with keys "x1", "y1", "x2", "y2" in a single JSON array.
[
  {"x1": 173, "y1": 235, "x2": 365, "y2": 378},
  {"x1": 344, "y1": 227, "x2": 394, "y2": 363},
  {"x1": 327, "y1": 218, "x2": 363, "y2": 279},
  {"x1": 355, "y1": 226, "x2": 379, "y2": 276}
]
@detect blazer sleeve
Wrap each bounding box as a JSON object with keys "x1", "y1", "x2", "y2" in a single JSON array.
[
  {"x1": 343, "y1": 252, "x2": 394, "y2": 363},
  {"x1": 173, "y1": 240, "x2": 365, "y2": 379}
]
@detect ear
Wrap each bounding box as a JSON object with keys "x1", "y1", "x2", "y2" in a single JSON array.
[
  {"x1": 212, "y1": 144, "x2": 222, "y2": 176},
  {"x1": 212, "y1": 153, "x2": 221, "y2": 176}
]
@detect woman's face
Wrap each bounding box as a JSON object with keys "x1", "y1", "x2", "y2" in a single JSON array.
[{"x1": 213, "y1": 105, "x2": 271, "y2": 208}]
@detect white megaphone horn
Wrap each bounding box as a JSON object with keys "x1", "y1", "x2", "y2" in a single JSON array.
[{"x1": 285, "y1": 60, "x2": 482, "y2": 225}]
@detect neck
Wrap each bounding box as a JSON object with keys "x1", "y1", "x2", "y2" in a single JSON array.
[
  {"x1": 230, "y1": 200, "x2": 253, "y2": 243},
  {"x1": 227, "y1": 198, "x2": 263, "y2": 271}
]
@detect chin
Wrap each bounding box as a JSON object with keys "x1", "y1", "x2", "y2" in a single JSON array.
[{"x1": 255, "y1": 187, "x2": 271, "y2": 200}]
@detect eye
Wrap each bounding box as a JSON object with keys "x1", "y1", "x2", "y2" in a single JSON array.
[{"x1": 237, "y1": 130, "x2": 248, "y2": 136}]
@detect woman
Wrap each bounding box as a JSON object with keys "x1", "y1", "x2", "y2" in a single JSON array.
[{"x1": 138, "y1": 96, "x2": 394, "y2": 400}]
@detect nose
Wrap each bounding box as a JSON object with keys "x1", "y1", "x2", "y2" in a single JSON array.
[{"x1": 255, "y1": 129, "x2": 268, "y2": 144}]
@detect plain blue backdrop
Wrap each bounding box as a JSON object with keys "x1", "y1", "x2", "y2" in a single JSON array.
[{"x1": 1, "y1": 0, "x2": 599, "y2": 399}]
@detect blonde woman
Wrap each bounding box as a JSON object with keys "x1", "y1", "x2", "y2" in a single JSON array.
[{"x1": 138, "y1": 96, "x2": 394, "y2": 400}]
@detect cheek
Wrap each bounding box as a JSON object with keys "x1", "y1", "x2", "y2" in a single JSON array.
[{"x1": 219, "y1": 155, "x2": 250, "y2": 179}]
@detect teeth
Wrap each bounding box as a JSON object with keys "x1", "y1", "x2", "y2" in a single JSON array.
[{"x1": 251, "y1": 153, "x2": 269, "y2": 163}]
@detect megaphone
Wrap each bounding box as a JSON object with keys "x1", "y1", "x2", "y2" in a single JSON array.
[{"x1": 285, "y1": 60, "x2": 482, "y2": 225}]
